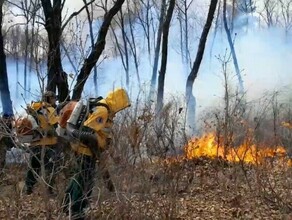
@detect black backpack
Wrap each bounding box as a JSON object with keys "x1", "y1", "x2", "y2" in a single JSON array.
[{"x1": 76, "y1": 97, "x2": 110, "y2": 129}]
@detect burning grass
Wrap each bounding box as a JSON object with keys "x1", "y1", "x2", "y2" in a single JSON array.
[{"x1": 185, "y1": 132, "x2": 291, "y2": 166}]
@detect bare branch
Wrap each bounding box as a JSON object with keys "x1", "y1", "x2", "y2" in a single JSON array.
[
  {"x1": 35, "y1": 20, "x2": 45, "y2": 26},
  {"x1": 72, "y1": 0, "x2": 125, "y2": 100},
  {"x1": 61, "y1": 0, "x2": 66, "y2": 10},
  {"x1": 7, "y1": 1, "x2": 23, "y2": 10},
  {"x1": 61, "y1": 0, "x2": 95, "y2": 31},
  {"x1": 187, "y1": 0, "x2": 194, "y2": 10},
  {"x1": 3, "y1": 22, "x2": 26, "y2": 36}
]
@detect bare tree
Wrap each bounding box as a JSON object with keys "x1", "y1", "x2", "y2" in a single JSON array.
[
  {"x1": 135, "y1": 0, "x2": 154, "y2": 58},
  {"x1": 8, "y1": 0, "x2": 41, "y2": 96},
  {"x1": 113, "y1": 7, "x2": 131, "y2": 87},
  {"x1": 238, "y1": 0, "x2": 256, "y2": 13},
  {"x1": 223, "y1": 0, "x2": 244, "y2": 94},
  {"x1": 259, "y1": 0, "x2": 279, "y2": 27},
  {"x1": 8, "y1": 27, "x2": 20, "y2": 98},
  {"x1": 0, "y1": 0, "x2": 13, "y2": 116},
  {"x1": 209, "y1": 0, "x2": 221, "y2": 58},
  {"x1": 111, "y1": 0, "x2": 141, "y2": 89},
  {"x1": 72, "y1": 0, "x2": 126, "y2": 100},
  {"x1": 41, "y1": 0, "x2": 67, "y2": 101},
  {"x1": 237, "y1": 0, "x2": 256, "y2": 30},
  {"x1": 21, "y1": 0, "x2": 29, "y2": 95},
  {"x1": 185, "y1": 0, "x2": 218, "y2": 134},
  {"x1": 149, "y1": 0, "x2": 166, "y2": 101},
  {"x1": 83, "y1": 0, "x2": 99, "y2": 95},
  {"x1": 176, "y1": 0, "x2": 194, "y2": 70},
  {"x1": 279, "y1": 0, "x2": 292, "y2": 34},
  {"x1": 126, "y1": 0, "x2": 141, "y2": 86},
  {"x1": 39, "y1": 0, "x2": 96, "y2": 101},
  {"x1": 156, "y1": 0, "x2": 176, "y2": 113}
]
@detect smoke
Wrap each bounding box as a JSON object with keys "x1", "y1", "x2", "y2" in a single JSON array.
[
  {"x1": 2, "y1": 3, "x2": 292, "y2": 120},
  {"x1": 89, "y1": 13, "x2": 292, "y2": 110},
  {"x1": 189, "y1": 16, "x2": 292, "y2": 113}
]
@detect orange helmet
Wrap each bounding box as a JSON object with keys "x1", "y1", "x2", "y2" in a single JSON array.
[{"x1": 15, "y1": 115, "x2": 38, "y2": 136}]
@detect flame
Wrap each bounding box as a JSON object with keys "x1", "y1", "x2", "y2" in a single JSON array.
[{"x1": 185, "y1": 133, "x2": 288, "y2": 165}]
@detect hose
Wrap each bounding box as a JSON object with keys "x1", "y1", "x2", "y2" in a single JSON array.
[{"x1": 66, "y1": 123, "x2": 102, "y2": 158}]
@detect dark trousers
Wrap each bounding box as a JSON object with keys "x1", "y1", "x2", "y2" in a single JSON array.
[
  {"x1": 0, "y1": 141, "x2": 6, "y2": 170},
  {"x1": 63, "y1": 154, "x2": 96, "y2": 218},
  {"x1": 0, "y1": 136, "x2": 14, "y2": 170},
  {"x1": 25, "y1": 146, "x2": 60, "y2": 193}
]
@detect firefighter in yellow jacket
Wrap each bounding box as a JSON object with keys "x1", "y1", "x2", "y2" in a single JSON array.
[
  {"x1": 16, "y1": 91, "x2": 60, "y2": 195},
  {"x1": 62, "y1": 88, "x2": 130, "y2": 219}
]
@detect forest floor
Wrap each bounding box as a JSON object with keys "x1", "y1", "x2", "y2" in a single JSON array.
[{"x1": 1, "y1": 157, "x2": 292, "y2": 220}]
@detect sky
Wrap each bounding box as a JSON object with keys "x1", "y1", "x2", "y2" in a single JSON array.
[{"x1": 2, "y1": 0, "x2": 292, "y2": 118}]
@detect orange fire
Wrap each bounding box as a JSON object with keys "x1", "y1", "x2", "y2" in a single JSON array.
[{"x1": 185, "y1": 133, "x2": 288, "y2": 165}]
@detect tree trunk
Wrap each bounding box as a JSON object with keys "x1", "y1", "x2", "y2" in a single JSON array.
[
  {"x1": 156, "y1": 0, "x2": 176, "y2": 113},
  {"x1": 0, "y1": 0, "x2": 13, "y2": 116},
  {"x1": 178, "y1": 10, "x2": 184, "y2": 63},
  {"x1": 183, "y1": 0, "x2": 190, "y2": 70},
  {"x1": 72, "y1": 0, "x2": 125, "y2": 100},
  {"x1": 119, "y1": 9, "x2": 130, "y2": 87},
  {"x1": 210, "y1": 0, "x2": 221, "y2": 58},
  {"x1": 148, "y1": 0, "x2": 166, "y2": 101},
  {"x1": 126, "y1": 0, "x2": 141, "y2": 87},
  {"x1": 24, "y1": 23, "x2": 29, "y2": 97},
  {"x1": 223, "y1": 0, "x2": 244, "y2": 94},
  {"x1": 41, "y1": 0, "x2": 69, "y2": 102},
  {"x1": 83, "y1": 0, "x2": 99, "y2": 95},
  {"x1": 185, "y1": 0, "x2": 218, "y2": 134}
]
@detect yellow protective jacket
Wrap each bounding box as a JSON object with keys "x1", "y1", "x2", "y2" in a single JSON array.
[
  {"x1": 70, "y1": 88, "x2": 130, "y2": 157},
  {"x1": 27, "y1": 101, "x2": 59, "y2": 146}
]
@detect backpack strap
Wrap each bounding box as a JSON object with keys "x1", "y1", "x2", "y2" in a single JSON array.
[
  {"x1": 76, "y1": 105, "x2": 88, "y2": 128},
  {"x1": 88, "y1": 97, "x2": 110, "y2": 113},
  {"x1": 95, "y1": 102, "x2": 110, "y2": 113}
]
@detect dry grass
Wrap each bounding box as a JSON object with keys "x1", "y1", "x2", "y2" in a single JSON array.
[
  {"x1": 2, "y1": 91, "x2": 292, "y2": 219},
  {"x1": 1, "y1": 157, "x2": 292, "y2": 219}
]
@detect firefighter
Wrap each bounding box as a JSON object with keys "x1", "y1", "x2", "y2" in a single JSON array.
[
  {"x1": 17, "y1": 91, "x2": 60, "y2": 195},
  {"x1": 62, "y1": 88, "x2": 131, "y2": 219}
]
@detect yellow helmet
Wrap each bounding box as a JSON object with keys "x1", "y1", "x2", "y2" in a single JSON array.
[{"x1": 105, "y1": 88, "x2": 131, "y2": 114}]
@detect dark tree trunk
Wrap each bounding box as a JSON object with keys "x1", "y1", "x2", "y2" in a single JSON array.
[
  {"x1": 186, "y1": 0, "x2": 218, "y2": 97},
  {"x1": 72, "y1": 0, "x2": 125, "y2": 100},
  {"x1": 185, "y1": 0, "x2": 218, "y2": 133},
  {"x1": 209, "y1": 0, "x2": 221, "y2": 58},
  {"x1": 83, "y1": 0, "x2": 98, "y2": 95},
  {"x1": 156, "y1": 0, "x2": 176, "y2": 113},
  {"x1": 119, "y1": 9, "x2": 130, "y2": 87},
  {"x1": 0, "y1": 0, "x2": 13, "y2": 116},
  {"x1": 183, "y1": 0, "x2": 190, "y2": 69},
  {"x1": 41, "y1": 0, "x2": 69, "y2": 102},
  {"x1": 148, "y1": 0, "x2": 166, "y2": 101},
  {"x1": 223, "y1": 0, "x2": 244, "y2": 94}
]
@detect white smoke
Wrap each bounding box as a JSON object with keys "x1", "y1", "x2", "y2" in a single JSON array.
[{"x1": 2, "y1": 1, "x2": 292, "y2": 119}]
